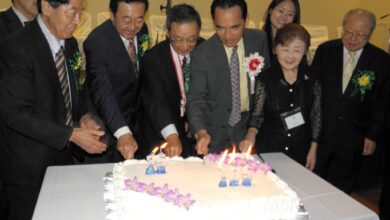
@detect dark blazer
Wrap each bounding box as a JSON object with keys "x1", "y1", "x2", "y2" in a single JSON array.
[
  {"x1": 83, "y1": 19, "x2": 148, "y2": 136},
  {"x1": 139, "y1": 39, "x2": 203, "y2": 156},
  {"x1": 0, "y1": 7, "x2": 23, "y2": 43},
  {"x1": 0, "y1": 19, "x2": 83, "y2": 186},
  {"x1": 187, "y1": 29, "x2": 270, "y2": 153},
  {"x1": 312, "y1": 39, "x2": 390, "y2": 151}
]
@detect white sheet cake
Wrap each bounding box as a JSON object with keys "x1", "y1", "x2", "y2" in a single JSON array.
[{"x1": 107, "y1": 156, "x2": 300, "y2": 220}]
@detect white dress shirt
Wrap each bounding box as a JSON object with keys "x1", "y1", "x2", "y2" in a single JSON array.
[
  {"x1": 343, "y1": 47, "x2": 363, "y2": 71},
  {"x1": 12, "y1": 6, "x2": 28, "y2": 27}
]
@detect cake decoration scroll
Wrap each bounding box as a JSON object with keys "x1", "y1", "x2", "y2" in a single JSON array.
[{"x1": 123, "y1": 176, "x2": 196, "y2": 210}]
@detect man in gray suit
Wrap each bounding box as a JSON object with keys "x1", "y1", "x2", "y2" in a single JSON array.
[{"x1": 187, "y1": 0, "x2": 270, "y2": 155}]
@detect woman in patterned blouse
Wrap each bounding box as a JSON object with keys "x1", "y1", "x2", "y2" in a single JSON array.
[{"x1": 240, "y1": 23, "x2": 321, "y2": 170}]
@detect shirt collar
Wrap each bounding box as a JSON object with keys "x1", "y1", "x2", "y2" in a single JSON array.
[
  {"x1": 37, "y1": 15, "x2": 64, "y2": 59},
  {"x1": 120, "y1": 34, "x2": 138, "y2": 51},
  {"x1": 224, "y1": 37, "x2": 244, "y2": 51},
  {"x1": 170, "y1": 44, "x2": 190, "y2": 62},
  {"x1": 12, "y1": 6, "x2": 29, "y2": 26},
  {"x1": 343, "y1": 46, "x2": 363, "y2": 59}
]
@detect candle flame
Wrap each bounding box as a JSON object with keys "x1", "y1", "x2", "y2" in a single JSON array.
[
  {"x1": 218, "y1": 150, "x2": 228, "y2": 168},
  {"x1": 245, "y1": 145, "x2": 253, "y2": 158},
  {"x1": 160, "y1": 142, "x2": 168, "y2": 150},
  {"x1": 228, "y1": 146, "x2": 236, "y2": 164},
  {"x1": 151, "y1": 147, "x2": 159, "y2": 155}
]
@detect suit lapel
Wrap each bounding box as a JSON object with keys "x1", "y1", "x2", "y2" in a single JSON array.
[
  {"x1": 211, "y1": 35, "x2": 231, "y2": 101},
  {"x1": 30, "y1": 20, "x2": 63, "y2": 99},
  {"x1": 106, "y1": 20, "x2": 137, "y2": 82},
  {"x1": 64, "y1": 40, "x2": 79, "y2": 115},
  {"x1": 160, "y1": 40, "x2": 181, "y2": 100},
  {"x1": 136, "y1": 23, "x2": 149, "y2": 60},
  {"x1": 333, "y1": 41, "x2": 344, "y2": 97},
  {"x1": 243, "y1": 30, "x2": 253, "y2": 104},
  {"x1": 344, "y1": 46, "x2": 370, "y2": 95}
]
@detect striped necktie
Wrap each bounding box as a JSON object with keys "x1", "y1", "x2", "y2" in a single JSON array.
[
  {"x1": 55, "y1": 47, "x2": 73, "y2": 126},
  {"x1": 228, "y1": 46, "x2": 241, "y2": 126},
  {"x1": 342, "y1": 51, "x2": 357, "y2": 93},
  {"x1": 128, "y1": 39, "x2": 138, "y2": 72}
]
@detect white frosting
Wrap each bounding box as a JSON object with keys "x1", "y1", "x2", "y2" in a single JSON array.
[{"x1": 112, "y1": 157, "x2": 300, "y2": 220}]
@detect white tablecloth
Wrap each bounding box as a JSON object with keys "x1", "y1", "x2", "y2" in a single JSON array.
[{"x1": 32, "y1": 153, "x2": 378, "y2": 220}]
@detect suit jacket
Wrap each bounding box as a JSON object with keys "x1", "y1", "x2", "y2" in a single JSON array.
[
  {"x1": 83, "y1": 19, "x2": 148, "y2": 136},
  {"x1": 186, "y1": 29, "x2": 270, "y2": 153},
  {"x1": 0, "y1": 19, "x2": 83, "y2": 186},
  {"x1": 312, "y1": 39, "x2": 390, "y2": 151},
  {"x1": 0, "y1": 7, "x2": 23, "y2": 43},
  {"x1": 139, "y1": 39, "x2": 203, "y2": 156}
]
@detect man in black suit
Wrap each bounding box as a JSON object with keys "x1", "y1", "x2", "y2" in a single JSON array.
[
  {"x1": 140, "y1": 4, "x2": 202, "y2": 158},
  {"x1": 0, "y1": 1, "x2": 38, "y2": 217},
  {"x1": 312, "y1": 9, "x2": 390, "y2": 193},
  {"x1": 0, "y1": 0, "x2": 107, "y2": 219},
  {"x1": 0, "y1": 0, "x2": 38, "y2": 43},
  {"x1": 83, "y1": 0, "x2": 149, "y2": 162}
]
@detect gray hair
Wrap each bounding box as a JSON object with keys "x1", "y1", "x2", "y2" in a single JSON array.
[{"x1": 342, "y1": 9, "x2": 376, "y2": 33}]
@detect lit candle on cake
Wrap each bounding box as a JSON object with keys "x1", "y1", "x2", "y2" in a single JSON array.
[
  {"x1": 228, "y1": 147, "x2": 239, "y2": 187},
  {"x1": 145, "y1": 147, "x2": 159, "y2": 175},
  {"x1": 242, "y1": 145, "x2": 253, "y2": 186},
  {"x1": 245, "y1": 145, "x2": 253, "y2": 159},
  {"x1": 159, "y1": 142, "x2": 168, "y2": 155},
  {"x1": 156, "y1": 142, "x2": 167, "y2": 174},
  {"x1": 218, "y1": 150, "x2": 228, "y2": 187}
]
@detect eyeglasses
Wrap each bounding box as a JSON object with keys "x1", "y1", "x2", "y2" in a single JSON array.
[
  {"x1": 170, "y1": 38, "x2": 198, "y2": 46},
  {"x1": 342, "y1": 29, "x2": 369, "y2": 41}
]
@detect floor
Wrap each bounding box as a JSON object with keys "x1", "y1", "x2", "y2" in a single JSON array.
[{"x1": 351, "y1": 184, "x2": 382, "y2": 214}]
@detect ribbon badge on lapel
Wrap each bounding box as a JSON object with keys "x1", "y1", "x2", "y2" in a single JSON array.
[
  {"x1": 69, "y1": 51, "x2": 83, "y2": 90},
  {"x1": 352, "y1": 70, "x2": 375, "y2": 101},
  {"x1": 135, "y1": 34, "x2": 150, "y2": 62},
  {"x1": 244, "y1": 52, "x2": 265, "y2": 94}
]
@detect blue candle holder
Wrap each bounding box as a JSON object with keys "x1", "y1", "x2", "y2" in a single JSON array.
[
  {"x1": 229, "y1": 179, "x2": 239, "y2": 187},
  {"x1": 218, "y1": 177, "x2": 227, "y2": 187},
  {"x1": 145, "y1": 164, "x2": 155, "y2": 175},
  {"x1": 156, "y1": 165, "x2": 166, "y2": 174},
  {"x1": 242, "y1": 178, "x2": 252, "y2": 186}
]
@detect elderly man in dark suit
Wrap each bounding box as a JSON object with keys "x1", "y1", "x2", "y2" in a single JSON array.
[
  {"x1": 0, "y1": 0, "x2": 38, "y2": 43},
  {"x1": 312, "y1": 9, "x2": 390, "y2": 193},
  {"x1": 186, "y1": 0, "x2": 270, "y2": 155},
  {"x1": 0, "y1": 0, "x2": 107, "y2": 219},
  {"x1": 83, "y1": 0, "x2": 149, "y2": 162},
  {"x1": 140, "y1": 4, "x2": 202, "y2": 158},
  {"x1": 0, "y1": 0, "x2": 38, "y2": 217}
]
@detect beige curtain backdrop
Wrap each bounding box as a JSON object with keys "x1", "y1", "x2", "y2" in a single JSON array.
[{"x1": 1, "y1": 0, "x2": 389, "y2": 50}]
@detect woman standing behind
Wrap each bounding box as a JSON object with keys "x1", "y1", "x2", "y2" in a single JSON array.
[
  {"x1": 240, "y1": 24, "x2": 321, "y2": 170},
  {"x1": 263, "y1": 0, "x2": 301, "y2": 65}
]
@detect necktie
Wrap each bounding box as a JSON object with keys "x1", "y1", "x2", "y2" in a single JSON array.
[
  {"x1": 182, "y1": 56, "x2": 190, "y2": 94},
  {"x1": 128, "y1": 39, "x2": 137, "y2": 72},
  {"x1": 55, "y1": 47, "x2": 73, "y2": 126},
  {"x1": 229, "y1": 46, "x2": 241, "y2": 126},
  {"x1": 342, "y1": 51, "x2": 356, "y2": 92}
]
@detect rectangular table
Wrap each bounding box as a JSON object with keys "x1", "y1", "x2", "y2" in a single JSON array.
[{"x1": 32, "y1": 153, "x2": 379, "y2": 220}]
